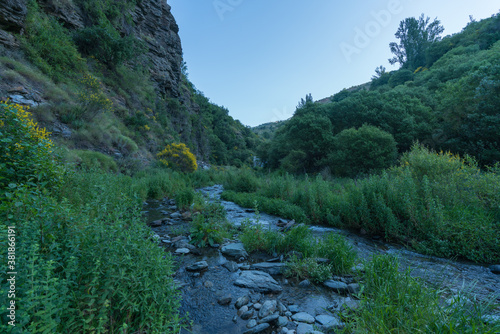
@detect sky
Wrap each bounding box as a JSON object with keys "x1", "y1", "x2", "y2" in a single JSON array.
[{"x1": 168, "y1": 0, "x2": 499, "y2": 127}]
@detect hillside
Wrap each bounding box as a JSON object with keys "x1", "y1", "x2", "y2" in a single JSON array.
[
  {"x1": 261, "y1": 13, "x2": 500, "y2": 174},
  {"x1": 0, "y1": 0, "x2": 259, "y2": 171}
]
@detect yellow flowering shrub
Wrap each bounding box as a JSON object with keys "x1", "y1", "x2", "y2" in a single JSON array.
[
  {"x1": 157, "y1": 143, "x2": 197, "y2": 173},
  {"x1": 78, "y1": 73, "x2": 113, "y2": 119},
  {"x1": 0, "y1": 101, "x2": 63, "y2": 191}
]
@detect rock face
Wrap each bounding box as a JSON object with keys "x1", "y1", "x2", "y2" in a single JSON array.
[
  {"x1": 131, "y1": 0, "x2": 182, "y2": 97},
  {"x1": 234, "y1": 271, "x2": 283, "y2": 293},
  {"x1": 0, "y1": 0, "x2": 182, "y2": 99}
]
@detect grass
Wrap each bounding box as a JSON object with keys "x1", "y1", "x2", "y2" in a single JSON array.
[{"x1": 342, "y1": 255, "x2": 500, "y2": 333}]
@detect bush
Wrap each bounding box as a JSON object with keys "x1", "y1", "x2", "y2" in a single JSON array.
[
  {"x1": 328, "y1": 124, "x2": 397, "y2": 177},
  {"x1": 175, "y1": 188, "x2": 195, "y2": 211},
  {"x1": 23, "y1": 0, "x2": 84, "y2": 81},
  {"x1": 70, "y1": 149, "x2": 118, "y2": 172},
  {"x1": 158, "y1": 143, "x2": 198, "y2": 173},
  {"x1": 73, "y1": 24, "x2": 145, "y2": 68},
  {"x1": 190, "y1": 202, "x2": 231, "y2": 248},
  {"x1": 0, "y1": 101, "x2": 63, "y2": 192}
]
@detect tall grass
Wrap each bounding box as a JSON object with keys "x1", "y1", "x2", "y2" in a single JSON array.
[
  {"x1": 0, "y1": 170, "x2": 186, "y2": 333},
  {"x1": 343, "y1": 255, "x2": 500, "y2": 333},
  {"x1": 220, "y1": 145, "x2": 500, "y2": 263}
]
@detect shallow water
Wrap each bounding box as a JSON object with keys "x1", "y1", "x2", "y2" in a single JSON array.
[{"x1": 146, "y1": 184, "x2": 500, "y2": 333}]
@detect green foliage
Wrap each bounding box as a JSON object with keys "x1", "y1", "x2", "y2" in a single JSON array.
[
  {"x1": 73, "y1": 24, "x2": 145, "y2": 68},
  {"x1": 158, "y1": 143, "x2": 198, "y2": 173},
  {"x1": 0, "y1": 171, "x2": 182, "y2": 333},
  {"x1": 344, "y1": 255, "x2": 500, "y2": 333},
  {"x1": 23, "y1": 0, "x2": 84, "y2": 81},
  {"x1": 284, "y1": 257, "x2": 333, "y2": 284},
  {"x1": 70, "y1": 149, "x2": 118, "y2": 172},
  {"x1": 389, "y1": 14, "x2": 445, "y2": 70},
  {"x1": 190, "y1": 202, "x2": 230, "y2": 248},
  {"x1": 0, "y1": 101, "x2": 63, "y2": 192},
  {"x1": 175, "y1": 188, "x2": 195, "y2": 211},
  {"x1": 328, "y1": 124, "x2": 397, "y2": 177}
]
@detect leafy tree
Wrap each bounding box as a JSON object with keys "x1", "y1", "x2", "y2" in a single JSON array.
[
  {"x1": 328, "y1": 125, "x2": 397, "y2": 177},
  {"x1": 389, "y1": 14, "x2": 444, "y2": 70},
  {"x1": 372, "y1": 66, "x2": 387, "y2": 80},
  {"x1": 296, "y1": 93, "x2": 313, "y2": 109}
]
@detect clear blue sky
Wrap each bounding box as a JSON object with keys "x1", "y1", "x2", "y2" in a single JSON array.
[{"x1": 169, "y1": 0, "x2": 499, "y2": 127}]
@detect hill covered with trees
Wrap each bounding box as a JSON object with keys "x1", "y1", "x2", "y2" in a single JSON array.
[{"x1": 260, "y1": 13, "x2": 500, "y2": 176}]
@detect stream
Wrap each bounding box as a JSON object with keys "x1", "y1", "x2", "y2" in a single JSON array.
[{"x1": 144, "y1": 184, "x2": 500, "y2": 334}]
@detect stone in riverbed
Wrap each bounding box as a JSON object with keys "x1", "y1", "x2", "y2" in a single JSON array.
[
  {"x1": 490, "y1": 265, "x2": 500, "y2": 274},
  {"x1": 250, "y1": 262, "x2": 286, "y2": 275},
  {"x1": 241, "y1": 309, "x2": 254, "y2": 320},
  {"x1": 296, "y1": 322, "x2": 315, "y2": 334},
  {"x1": 277, "y1": 316, "x2": 288, "y2": 327},
  {"x1": 234, "y1": 271, "x2": 282, "y2": 293},
  {"x1": 175, "y1": 248, "x2": 190, "y2": 254},
  {"x1": 347, "y1": 283, "x2": 360, "y2": 294},
  {"x1": 217, "y1": 295, "x2": 232, "y2": 305},
  {"x1": 323, "y1": 280, "x2": 349, "y2": 294},
  {"x1": 292, "y1": 312, "x2": 315, "y2": 324},
  {"x1": 235, "y1": 295, "x2": 250, "y2": 309},
  {"x1": 258, "y1": 300, "x2": 277, "y2": 318},
  {"x1": 258, "y1": 313, "x2": 279, "y2": 324},
  {"x1": 186, "y1": 261, "x2": 208, "y2": 271},
  {"x1": 316, "y1": 314, "x2": 344, "y2": 330},
  {"x1": 222, "y1": 243, "x2": 248, "y2": 258},
  {"x1": 223, "y1": 261, "x2": 239, "y2": 272},
  {"x1": 288, "y1": 305, "x2": 300, "y2": 313},
  {"x1": 243, "y1": 323, "x2": 270, "y2": 334},
  {"x1": 247, "y1": 319, "x2": 257, "y2": 328}
]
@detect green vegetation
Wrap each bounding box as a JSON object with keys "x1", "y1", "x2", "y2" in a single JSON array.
[
  {"x1": 219, "y1": 144, "x2": 500, "y2": 263},
  {"x1": 343, "y1": 255, "x2": 500, "y2": 333},
  {"x1": 240, "y1": 224, "x2": 357, "y2": 281},
  {"x1": 190, "y1": 202, "x2": 232, "y2": 248}
]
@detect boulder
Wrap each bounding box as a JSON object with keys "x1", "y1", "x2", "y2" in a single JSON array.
[
  {"x1": 222, "y1": 243, "x2": 248, "y2": 259},
  {"x1": 292, "y1": 312, "x2": 315, "y2": 324},
  {"x1": 250, "y1": 262, "x2": 286, "y2": 275},
  {"x1": 186, "y1": 261, "x2": 208, "y2": 271},
  {"x1": 323, "y1": 280, "x2": 349, "y2": 294},
  {"x1": 258, "y1": 300, "x2": 277, "y2": 318}
]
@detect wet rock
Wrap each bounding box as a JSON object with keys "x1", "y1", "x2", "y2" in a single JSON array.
[
  {"x1": 175, "y1": 248, "x2": 189, "y2": 254},
  {"x1": 296, "y1": 323, "x2": 314, "y2": 334},
  {"x1": 235, "y1": 295, "x2": 250, "y2": 309},
  {"x1": 243, "y1": 323, "x2": 270, "y2": 334},
  {"x1": 238, "y1": 305, "x2": 249, "y2": 317},
  {"x1": 235, "y1": 271, "x2": 283, "y2": 293},
  {"x1": 217, "y1": 296, "x2": 232, "y2": 305},
  {"x1": 170, "y1": 212, "x2": 182, "y2": 219},
  {"x1": 277, "y1": 316, "x2": 289, "y2": 327},
  {"x1": 161, "y1": 239, "x2": 172, "y2": 244},
  {"x1": 277, "y1": 301, "x2": 287, "y2": 314},
  {"x1": 247, "y1": 319, "x2": 258, "y2": 328},
  {"x1": 288, "y1": 305, "x2": 300, "y2": 313},
  {"x1": 285, "y1": 311, "x2": 292, "y2": 317},
  {"x1": 258, "y1": 300, "x2": 277, "y2": 318},
  {"x1": 186, "y1": 261, "x2": 208, "y2": 271},
  {"x1": 149, "y1": 219, "x2": 163, "y2": 227},
  {"x1": 258, "y1": 313, "x2": 279, "y2": 324},
  {"x1": 490, "y1": 265, "x2": 500, "y2": 274},
  {"x1": 315, "y1": 314, "x2": 343, "y2": 330},
  {"x1": 223, "y1": 261, "x2": 239, "y2": 272},
  {"x1": 250, "y1": 262, "x2": 286, "y2": 275},
  {"x1": 299, "y1": 279, "x2": 311, "y2": 288},
  {"x1": 323, "y1": 280, "x2": 349, "y2": 294},
  {"x1": 292, "y1": 312, "x2": 315, "y2": 324},
  {"x1": 253, "y1": 303, "x2": 262, "y2": 310},
  {"x1": 250, "y1": 293, "x2": 262, "y2": 303},
  {"x1": 222, "y1": 243, "x2": 248, "y2": 259},
  {"x1": 241, "y1": 309, "x2": 255, "y2": 320},
  {"x1": 347, "y1": 283, "x2": 360, "y2": 294}
]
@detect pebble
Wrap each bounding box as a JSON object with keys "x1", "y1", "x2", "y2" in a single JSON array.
[
  {"x1": 243, "y1": 323, "x2": 270, "y2": 334},
  {"x1": 247, "y1": 319, "x2": 257, "y2": 328},
  {"x1": 235, "y1": 295, "x2": 250, "y2": 309}
]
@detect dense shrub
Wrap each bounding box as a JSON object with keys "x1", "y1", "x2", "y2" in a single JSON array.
[
  {"x1": 0, "y1": 101, "x2": 63, "y2": 192},
  {"x1": 158, "y1": 143, "x2": 198, "y2": 173},
  {"x1": 328, "y1": 124, "x2": 397, "y2": 177}
]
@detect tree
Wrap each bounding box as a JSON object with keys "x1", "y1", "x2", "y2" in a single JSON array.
[
  {"x1": 389, "y1": 14, "x2": 444, "y2": 70},
  {"x1": 296, "y1": 93, "x2": 313, "y2": 109},
  {"x1": 372, "y1": 65, "x2": 387, "y2": 80}
]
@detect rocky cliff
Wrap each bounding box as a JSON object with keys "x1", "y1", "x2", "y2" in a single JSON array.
[{"x1": 0, "y1": 0, "x2": 183, "y2": 98}]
